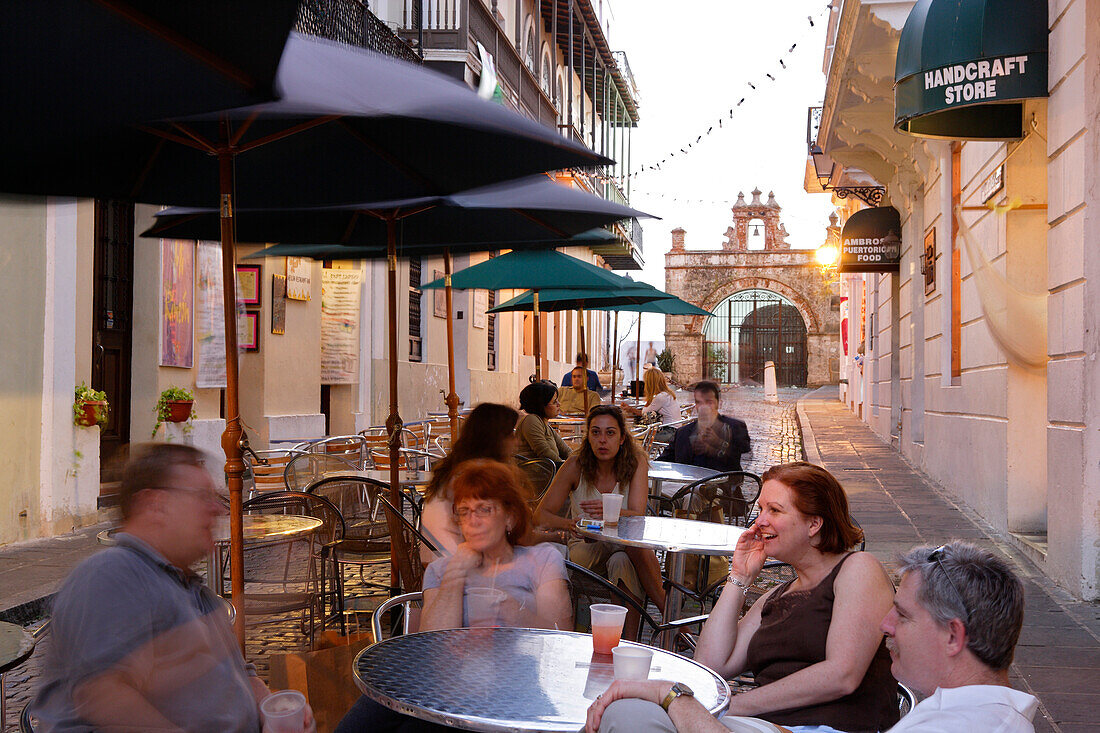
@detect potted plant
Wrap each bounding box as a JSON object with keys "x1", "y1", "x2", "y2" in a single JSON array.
[
  {"x1": 152, "y1": 386, "x2": 196, "y2": 438},
  {"x1": 73, "y1": 383, "x2": 109, "y2": 428}
]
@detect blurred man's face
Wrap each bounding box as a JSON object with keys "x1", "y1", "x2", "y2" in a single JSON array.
[
  {"x1": 572, "y1": 367, "x2": 587, "y2": 390},
  {"x1": 156, "y1": 464, "x2": 225, "y2": 568},
  {"x1": 694, "y1": 390, "x2": 719, "y2": 420}
]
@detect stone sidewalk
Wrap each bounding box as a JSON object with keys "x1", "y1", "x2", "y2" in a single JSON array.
[{"x1": 798, "y1": 386, "x2": 1100, "y2": 733}]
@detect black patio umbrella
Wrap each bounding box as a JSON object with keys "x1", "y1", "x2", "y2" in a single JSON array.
[
  {"x1": 2, "y1": 23, "x2": 608, "y2": 642},
  {"x1": 144, "y1": 176, "x2": 649, "y2": 438}
]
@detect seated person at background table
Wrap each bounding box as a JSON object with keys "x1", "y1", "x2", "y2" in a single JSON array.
[
  {"x1": 589, "y1": 462, "x2": 897, "y2": 733},
  {"x1": 560, "y1": 365, "x2": 604, "y2": 415},
  {"x1": 535, "y1": 405, "x2": 667, "y2": 619},
  {"x1": 657, "y1": 380, "x2": 751, "y2": 473},
  {"x1": 419, "y1": 402, "x2": 521, "y2": 564},
  {"x1": 561, "y1": 351, "x2": 604, "y2": 393},
  {"x1": 621, "y1": 368, "x2": 680, "y2": 429},
  {"x1": 587, "y1": 540, "x2": 1034, "y2": 733},
  {"x1": 337, "y1": 460, "x2": 571, "y2": 733},
  {"x1": 29, "y1": 443, "x2": 314, "y2": 733},
  {"x1": 517, "y1": 380, "x2": 573, "y2": 463}
]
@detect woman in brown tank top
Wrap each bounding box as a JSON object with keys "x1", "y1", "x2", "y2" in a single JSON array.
[{"x1": 694, "y1": 462, "x2": 899, "y2": 733}]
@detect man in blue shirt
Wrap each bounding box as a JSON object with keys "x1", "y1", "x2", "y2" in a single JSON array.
[{"x1": 561, "y1": 352, "x2": 603, "y2": 393}]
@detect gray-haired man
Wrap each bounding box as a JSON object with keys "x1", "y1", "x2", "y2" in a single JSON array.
[{"x1": 587, "y1": 541, "x2": 1037, "y2": 733}]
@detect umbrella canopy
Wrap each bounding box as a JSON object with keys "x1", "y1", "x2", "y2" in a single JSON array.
[
  {"x1": 488, "y1": 286, "x2": 671, "y2": 313},
  {"x1": 422, "y1": 249, "x2": 633, "y2": 291},
  {"x1": 590, "y1": 294, "x2": 711, "y2": 316},
  {"x1": 4, "y1": 0, "x2": 300, "y2": 143},
  {"x1": 2, "y1": 32, "x2": 609, "y2": 205},
  {"x1": 142, "y1": 176, "x2": 648, "y2": 244},
  {"x1": 230, "y1": 228, "x2": 625, "y2": 260}
]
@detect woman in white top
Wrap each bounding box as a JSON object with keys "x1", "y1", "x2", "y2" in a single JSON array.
[
  {"x1": 622, "y1": 368, "x2": 679, "y2": 425},
  {"x1": 536, "y1": 406, "x2": 666, "y2": 615},
  {"x1": 419, "y1": 403, "x2": 521, "y2": 564}
]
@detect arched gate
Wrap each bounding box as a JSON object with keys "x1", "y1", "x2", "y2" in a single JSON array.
[{"x1": 702, "y1": 289, "x2": 808, "y2": 387}]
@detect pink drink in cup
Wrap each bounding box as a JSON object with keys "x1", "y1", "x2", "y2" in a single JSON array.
[
  {"x1": 590, "y1": 603, "x2": 627, "y2": 654},
  {"x1": 601, "y1": 493, "x2": 624, "y2": 525},
  {"x1": 260, "y1": 690, "x2": 307, "y2": 733}
]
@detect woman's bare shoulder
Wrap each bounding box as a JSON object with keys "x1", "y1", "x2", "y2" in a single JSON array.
[{"x1": 836, "y1": 551, "x2": 894, "y2": 592}]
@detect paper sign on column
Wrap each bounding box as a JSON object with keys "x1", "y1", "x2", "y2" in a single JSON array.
[
  {"x1": 321, "y1": 269, "x2": 362, "y2": 384},
  {"x1": 286, "y1": 257, "x2": 312, "y2": 301}
]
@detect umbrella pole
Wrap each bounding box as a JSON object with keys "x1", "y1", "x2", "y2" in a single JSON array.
[
  {"x1": 443, "y1": 249, "x2": 460, "y2": 439},
  {"x1": 635, "y1": 314, "x2": 642, "y2": 398},
  {"x1": 611, "y1": 311, "x2": 619, "y2": 405},
  {"x1": 385, "y1": 215, "x2": 410, "y2": 593},
  {"x1": 579, "y1": 305, "x2": 588, "y2": 415},
  {"x1": 216, "y1": 136, "x2": 246, "y2": 650},
  {"x1": 532, "y1": 290, "x2": 541, "y2": 381}
]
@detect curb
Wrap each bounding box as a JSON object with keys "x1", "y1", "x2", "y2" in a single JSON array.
[{"x1": 796, "y1": 387, "x2": 834, "y2": 466}]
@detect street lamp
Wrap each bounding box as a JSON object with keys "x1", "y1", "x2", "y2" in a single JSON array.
[{"x1": 816, "y1": 243, "x2": 839, "y2": 268}]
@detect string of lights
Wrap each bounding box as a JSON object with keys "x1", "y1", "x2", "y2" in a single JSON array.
[{"x1": 626, "y1": 5, "x2": 830, "y2": 180}]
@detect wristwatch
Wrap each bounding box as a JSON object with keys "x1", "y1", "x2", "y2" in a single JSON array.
[{"x1": 660, "y1": 682, "x2": 694, "y2": 712}]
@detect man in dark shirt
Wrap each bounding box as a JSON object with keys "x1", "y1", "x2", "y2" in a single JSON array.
[
  {"x1": 657, "y1": 380, "x2": 751, "y2": 472},
  {"x1": 29, "y1": 443, "x2": 313, "y2": 732},
  {"x1": 560, "y1": 352, "x2": 604, "y2": 394}
]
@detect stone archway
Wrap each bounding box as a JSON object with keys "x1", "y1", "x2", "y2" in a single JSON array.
[{"x1": 702, "y1": 289, "x2": 809, "y2": 386}]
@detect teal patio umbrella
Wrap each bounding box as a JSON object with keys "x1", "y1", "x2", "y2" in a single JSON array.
[
  {"x1": 590, "y1": 292, "x2": 711, "y2": 402},
  {"x1": 423, "y1": 250, "x2": 645, "y2": 380}
]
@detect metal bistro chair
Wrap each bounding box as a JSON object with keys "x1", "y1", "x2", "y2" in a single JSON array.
[
  {"x1": 369, "y1": 591, "x2": 424, "y2": 642},
  {"x1": 298, "y1": 435, "x2": 370, "y2": 467},
  {"x1": 283, "y1": 451, "x2": 361, "y2": 491},
  {"x1": 516, "y1": 455, "x2": 558, "y2": 504},
  {"x1": 565, "y1": 561, "x2": 706, "y2": 654},
  {"x1": 237, "y1": 490, "x2": 344, "y2": 646},
  {"x1": 242, "y1": 448, "x2": 310, "y2": 497}
]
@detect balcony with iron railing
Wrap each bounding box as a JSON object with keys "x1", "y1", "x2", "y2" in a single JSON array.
[{"x1": 296, "y1": 0, "x2": 421, "y2": 63}]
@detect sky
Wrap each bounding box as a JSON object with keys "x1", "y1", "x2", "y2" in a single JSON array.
[{"x1": 603, "y1": 0, "x2": 837, "y2": 346}]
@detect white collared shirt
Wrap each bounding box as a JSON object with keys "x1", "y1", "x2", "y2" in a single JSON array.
[{"x1": 888, "y1": 684, "x2": 1038, "y2": 733}]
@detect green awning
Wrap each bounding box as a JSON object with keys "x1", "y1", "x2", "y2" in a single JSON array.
[{"x1": 894, "y1": 0, "x2": 1047, "y2": 140}]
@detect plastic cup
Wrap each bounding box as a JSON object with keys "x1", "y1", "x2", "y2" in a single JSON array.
[
  {"x1": 612, "y1": 646, "x2": 654, "y2": 680},
  {"x1": 602, "y1": 493, "x2": 624, "y2": 525},
  {"x1": 466, "y1": 587, "x2": 506, "y2": 627},
  {"x1": 260, "y1": 690, "x2": 307, "y2": 733},
  {"x1": 590, "y1": 603, "x2": 627, "y2": 654}
]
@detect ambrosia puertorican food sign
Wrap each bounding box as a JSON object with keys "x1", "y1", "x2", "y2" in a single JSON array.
[
  {"x1": 894, "y1": 0, "x2": 1048, "y2": 140},
  {"x1": 839, "y1": 207, "x2": 902, "y2": 274}
]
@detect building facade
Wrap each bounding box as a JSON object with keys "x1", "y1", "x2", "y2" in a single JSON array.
[
  {"x1": 808, "y1": 0, "x2": 1099, "y2": 599},
  {"x1": 664, "y1": 190, "x2": 840, "y2": 389},
  {"x1": 0, "y1": 0, "x2": 641, "y2": 546}
]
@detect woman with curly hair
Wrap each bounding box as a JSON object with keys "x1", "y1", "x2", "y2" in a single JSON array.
[{"x1": 535, "y1": 405, "x2": 666, "y2": 613}]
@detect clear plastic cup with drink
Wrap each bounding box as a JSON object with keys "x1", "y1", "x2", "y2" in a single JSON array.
[
  {"x1": 612, "y1": 645, "x2": 654, "y2": 680},
  {"x1": 602, "y1": 493, "x2": 624, "y2": 526},
  {"x1": 260, "y1": 690, "x2": 307, "y2": 733},
  {"x1": 590, "y1": 603, "x2": 627, "y2": 654},
  {"x1": 466, "y1": 587, "x2": 506, "y2": 627}
]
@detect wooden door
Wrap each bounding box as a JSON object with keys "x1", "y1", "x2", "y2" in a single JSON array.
[{"x1": 92, "y1": 200, "x2": 134, "y2": 490}]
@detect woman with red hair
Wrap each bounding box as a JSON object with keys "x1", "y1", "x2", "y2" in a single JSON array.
[{"x1": 421, "y1": 459, "x2": 572, "y2": 631}]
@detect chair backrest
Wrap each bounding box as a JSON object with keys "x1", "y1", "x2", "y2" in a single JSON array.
[
  {"x1": 402, "y1": 421, "x2": 430, "y2": 451},
  {"x1": 299, "y1": 435, "x2": 369, "y2": 465},
  {"x1": 426, "y1": 418, "x2": 453, "y2": 452},
  {"x1": 243, "y1": 449, "x2": 310, "y2": 496},
  {"x1": 282, "y1": 452, "x2": 361, "y2": 491},
  {"x1": 564, "y1": 560, "x2": 660, "y2": 642},
  {"x1": 516, "y1": 456, "x2": 558, "y2": 502},
  {"x1": 662, "y1": 470, "x2": 763, "y2": 527},
  {"x1": 306, "y1": 476, "x2": 432, "y2": 593},
  {"x1": 370, "y1": 591, "x2": 423, "y2": 641},
  {"x1": 897, "y1": 683, "x2": 917, "y2": 718}
]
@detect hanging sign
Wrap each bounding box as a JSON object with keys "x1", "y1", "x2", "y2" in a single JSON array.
[{"x1": 838, "y1": 207, "x2": 902, "y2": 274}]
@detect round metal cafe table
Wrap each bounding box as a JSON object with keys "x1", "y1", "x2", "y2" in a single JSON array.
[
  {"x1": 0, "y1": 621, "x2": 34, "y2": 675},
  {"x1": 353, "y1": 627, "x2": 730, "y2": 732},
  {"x1": 576, "y1": 515, "x2": 744, "y2": 649}
]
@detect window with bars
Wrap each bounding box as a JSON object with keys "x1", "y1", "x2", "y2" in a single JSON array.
[{"x1": 409, "y1": 257, "x2": 422, "y2": 362}]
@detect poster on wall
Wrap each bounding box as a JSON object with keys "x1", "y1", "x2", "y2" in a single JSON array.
[
  {"x1": 286, "y1": 257, "x2": 311, "y2": 301},
  {"x1": 473, "y1": 290, "x2": 488, "y2": 329},
  {"x1": 195, "y1": 242, "x2": 227, "y2": 387},
  {"x1": 433, "y1": 269, "x2": 447, "y2": 318},
  {"x1": 321, "y1": 269, "x2": 362, "y2": 384},
  {"x1": 235, "y1": 265, "x2": 262, "y2": 306},
  {"x1": 271, "y1": 274, "x2": 287, "y2": 335},
  {"x1": 160, "y1": 239, "x2": 194, "y2": 368}
]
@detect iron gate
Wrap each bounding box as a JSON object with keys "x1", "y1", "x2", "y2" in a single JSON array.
[{"x1": 703, "y1": 289, "x2": 807, "y2": 387}]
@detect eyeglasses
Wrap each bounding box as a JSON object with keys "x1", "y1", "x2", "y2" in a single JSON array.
[
  {"x1": 928, "y1": 544, "x2": 970, "y2": 624},
  {"x1": 453, "y1": 505, "x2": 498, "y2": 522}
]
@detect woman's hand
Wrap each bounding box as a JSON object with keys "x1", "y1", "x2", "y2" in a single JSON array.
[
  {"x1": 579, "y1": 499, "x2": 603, "y2": 519},
  {"x1": 447, "y1": 543, "x2": 483, "y2": 575},
  {"x1": 728, "y1": 526, "x2": 768, "y2": 586}
]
